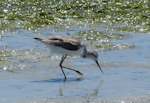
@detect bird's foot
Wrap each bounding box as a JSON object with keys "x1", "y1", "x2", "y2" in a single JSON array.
[{"x1": 76, "y1": 70, "x2": 84, "y2": 76}]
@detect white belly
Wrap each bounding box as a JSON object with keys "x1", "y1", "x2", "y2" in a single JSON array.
[{"x1": 43, "y1": 42, "x2": 84, "y2": 56}]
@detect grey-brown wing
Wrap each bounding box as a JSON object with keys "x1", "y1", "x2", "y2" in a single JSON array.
[{"x1": 49, "y1": 35, "x2": 83, "y2": 51}]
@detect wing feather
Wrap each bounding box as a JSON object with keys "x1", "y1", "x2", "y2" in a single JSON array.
[
  {"x1": 49, "y1": 35, "x2": 83, "y2": 50},
  {"x1": 35, "y1": 34, "x2": 84, "y2": 51}
]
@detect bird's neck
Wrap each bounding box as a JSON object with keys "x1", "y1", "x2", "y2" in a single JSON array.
[{"x1": 80, "y1": 46, "x2": 87, "y2": 58}]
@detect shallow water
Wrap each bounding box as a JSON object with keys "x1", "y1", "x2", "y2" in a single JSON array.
[
  {"x1": 1, "y1": 28, "x2": 150, "y2": 103},
  {"x1": 0, "y1": 0, "x2": 150, "y2": 102}
]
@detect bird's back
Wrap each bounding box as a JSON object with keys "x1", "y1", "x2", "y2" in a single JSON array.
[
  {"x1": 35, "y1": 34, "x2": 84, "y2": 51},
  {"x1": 47, "y1": 35, "x2": 83, "y2": 51}
]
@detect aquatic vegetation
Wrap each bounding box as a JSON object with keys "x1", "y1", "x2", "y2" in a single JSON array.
[
  {"x1": 0, "y1": 0, "x2": 149, "y2": 50},
  {"x1": 106, "y1": 43, "x2": 135, "y2": 50},
  {"x1": 0, "y1": 47, "x2": 12, "y2": 62},
  {"x1": 77, "y1": 30, "x2": 124, "y2": 40},
  {"x1": 0, "y1": 46, "x2": 14, "y2": 72},
  {"x1": 0, "y1": 0, "x2": 149, "y2": 68},
  {"x1": 0, "y1": 46, "x2": 59, "y2": 71},
  {"x1": 0, "y1": 0, "x2": 149, "y2": 33}
]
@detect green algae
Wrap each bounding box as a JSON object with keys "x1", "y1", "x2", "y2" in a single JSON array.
[
  {"x1": 0, "y1": 0, "x2": 149, "y2": 67},
  {"x1": 0, "y1": 48, "x2": 12, "y2": 62},
  {"x1": 0, "y1": 0, "x2": 149, "y2": 33}
]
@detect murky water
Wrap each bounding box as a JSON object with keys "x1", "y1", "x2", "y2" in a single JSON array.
[{"x1": 0, "y1": 27, "x2": 150, "y2": 103}]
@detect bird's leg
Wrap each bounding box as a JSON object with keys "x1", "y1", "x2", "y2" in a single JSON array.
[
  {"x1": 59, "y1": 55, "x2": 67, "y2": 79},
  {"x1": 60, "y1": 55, "x2": 84, "y2": 77},
  {"x1": 61, "y1": 65, "x2": 84, "y2": 76}
]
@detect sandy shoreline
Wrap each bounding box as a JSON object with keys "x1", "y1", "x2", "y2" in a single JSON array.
[{"x1": 2, "y1": 94, "x2": 150, "y2": 103}]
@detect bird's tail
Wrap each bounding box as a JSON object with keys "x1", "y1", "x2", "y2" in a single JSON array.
[
  {"x1": 34, "y1": 33, "x2": 49, "y2": 41},
  {"x1": 34, "y1": 37, "x2": 42, "y2": 41},
  {"x1": 39, "y1": 33, "x2": 48, "y2": 39}
]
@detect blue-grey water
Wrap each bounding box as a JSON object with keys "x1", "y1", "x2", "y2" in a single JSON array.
[{"x1": 0, "y1": 27, "x2": 150, "y2": 103}]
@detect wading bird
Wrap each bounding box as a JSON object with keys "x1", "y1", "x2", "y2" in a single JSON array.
[{"x1": 34, "y1": 33, "x2": 103, "y2": 79}]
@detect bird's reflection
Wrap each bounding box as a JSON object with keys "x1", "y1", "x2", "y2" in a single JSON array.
[
  {"x1": 58, "y1": 76, "x2": 84, "y2": 97},
  {"x1": 89, "y1": 80, "x2": 104, "y2": 96},
  {"x1": 58, "y1": 79, "x2": 104, "y2": 98},
  {"x1": 31, "y1": 76, "x2": 104, "y2": 100},
  {"x1": 82, "y1": 80, "x2": 104, "y2": 102}
]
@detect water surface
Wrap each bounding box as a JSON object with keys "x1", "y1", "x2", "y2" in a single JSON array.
[{"x1": 0, "y1": 0, "x2": 150, "y2": 102}]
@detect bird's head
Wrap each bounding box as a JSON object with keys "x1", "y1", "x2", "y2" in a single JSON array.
[
  {"x1": 85, "y1": 50, "x2": 104, "y2": 74},
  {"x1": 86, "y1": 50, "x2": 98, "y2": 61}
]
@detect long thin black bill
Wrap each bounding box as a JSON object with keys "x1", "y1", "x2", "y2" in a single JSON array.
[{"x1": 95, "y1": 61, "x2": 104, "y2": 74}]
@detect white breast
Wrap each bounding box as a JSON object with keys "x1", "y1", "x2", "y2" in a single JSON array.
[{"x1": 43, "y1": 42, "x2": 85, "y2": 56}]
